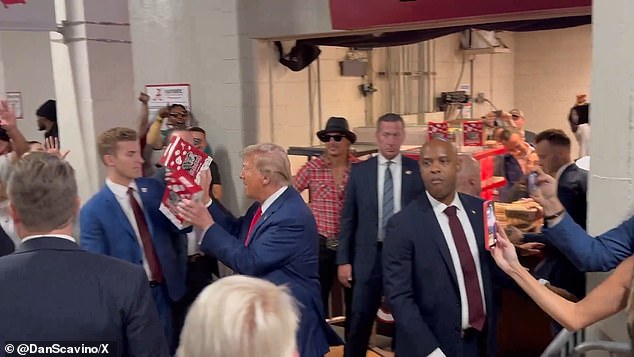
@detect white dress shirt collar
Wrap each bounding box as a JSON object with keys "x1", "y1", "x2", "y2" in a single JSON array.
[
  {"x1": 106, "y1": 178, "x2": 139, "y2": 199},
  {"x1": 426, "y1": 190, "x2": 465, "y2": 215},
  {"x1": 21, "y1": 234, "x2": 76, "y2": 244},
  {"x1": 378, "y1": 153, "x2": 402, "y2": 166},
  {"x1": 261, "y1": 186, "x2": 288, "y2": 214}
]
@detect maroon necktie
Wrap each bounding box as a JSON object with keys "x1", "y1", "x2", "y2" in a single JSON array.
[
  {"x1": 127, "y1": 187, "x2": 164, "y2": 283},
  {"x1": 444, "y1": 205, "x2": 486, "y2": 331},
  {"x1": 244, "y1": 207, "x2": 262, "y2": 247}
]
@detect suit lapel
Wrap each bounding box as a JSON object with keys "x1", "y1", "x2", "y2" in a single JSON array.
[
  {"x1": 400, "y1": 158, "x2": 416, "y2": 205},
  {"x1": 461, "y1": 193, "x2": 485, "y2": 254},
  {"x1": 368, "y1": 157, "x2": 378, "y2": 214},
  {"x1": 246, "y1": 187, "x2": 291, "y2": 246},
  {"x1": 103, "y1": 186, "x2": 137, "y2": 243},
  {"x1": 135, "y1": 180, "x2": 156, "y2": 239},
  {"x1": 418, "y1": 195, "x2": 460, "y2": 291}
]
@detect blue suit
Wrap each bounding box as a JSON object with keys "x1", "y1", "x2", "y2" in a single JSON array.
[
  {"x1": 336, "y1": 155, "x2": 424, "y2": 356},
  {"x1": 542, "y1": 213, "x2": 634, "y2": 272},
  {"x1": 0, "y1": 237, "x2": 168, "y2": 357},
  {"x1": 80, "y1": 177, "x2": 187, "y2": 346},
  {"x1": 383, "y1": 193, "x2": 498, "y2": 357},
  {"x1": 201, "y1": 187, "x2": 341, "y2": 357},
  {"x1": 531, "y1": 164, "x2": 587, "y2": 299}
]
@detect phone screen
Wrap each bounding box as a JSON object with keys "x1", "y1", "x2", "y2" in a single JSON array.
[
  {"x1": 484, "y1": 200, "x2": 496, "y2": 250},
  {"x1": 527, "y1": 172, "x2": 538, "y2": 194}
]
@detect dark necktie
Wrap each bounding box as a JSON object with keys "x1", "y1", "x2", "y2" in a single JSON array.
[
  {"x1": 444, "y1": 205, "x2": 486, "y2": 331},
  {"x1": 381, "y1": 160, "x2": 394, "y2": 240},
  {"x1": 245, "y1": 207, "x2": 262, "y2": 247},
  {"x1": 127, "y1": 187, "x2": 164, "y2": 283}
]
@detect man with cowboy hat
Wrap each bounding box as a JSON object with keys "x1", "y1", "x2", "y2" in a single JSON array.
[{"x1": 294, "y1": 116, "x2": 359, "y2": 321}]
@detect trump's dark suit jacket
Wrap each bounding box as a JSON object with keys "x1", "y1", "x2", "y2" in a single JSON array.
[{"x1": 200, "y1": 187, "x2": 341, "y2": 357}]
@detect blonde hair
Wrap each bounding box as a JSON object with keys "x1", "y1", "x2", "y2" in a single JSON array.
[
  {"x1": 242, "y1": 143, "x2": 292, "y2": 186},
  {"x1": 177, "y1": 275, "x2": 299, "y2": 357}
]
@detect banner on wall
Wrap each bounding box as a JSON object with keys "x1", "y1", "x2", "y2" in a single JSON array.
[
  {"x1": 6, "y1": 92, "x2": 22, "y2": 119},
  {"x1": 329, "y1": 0, "x2": 591, "y2": 30},
  {"x1": 0, "y1": 1, "x2": 55, "y2": 31},
  {"x1": 144, "y1": 83, "x2": 191, "y2": 127}
]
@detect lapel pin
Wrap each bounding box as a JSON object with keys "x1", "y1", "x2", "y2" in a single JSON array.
[
  {"x1": 141, "y1": 187, "x2": 148, "y2": 193},
  {"x1": 471, "y1": 210, "x2": 476, "y2": 214},
  {"x1": 405, "y1": 170, "x2": 412, "y2": 175}
]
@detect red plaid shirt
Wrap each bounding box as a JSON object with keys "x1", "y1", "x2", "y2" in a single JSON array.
[{"x1": 294, "y1": 154, "x2": 359, "y2": 239}]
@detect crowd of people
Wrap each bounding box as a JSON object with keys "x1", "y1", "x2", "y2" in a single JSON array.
[{"x1": 1, "y1": 91, "x2": 633, "y2": 357}]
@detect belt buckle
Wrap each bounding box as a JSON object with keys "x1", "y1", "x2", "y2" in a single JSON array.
[{"x1": 326, "y1": 239, "x2": 339, "y2": 250}]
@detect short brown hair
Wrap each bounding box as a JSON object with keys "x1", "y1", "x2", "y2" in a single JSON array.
[
  {"x1": 8, "y1": 152, "x2": 77, "y2": 232},
  {"x1": 535, "y1": 129, "x2": 571, "y2": 148},
  {"x1": 97, "y1": 127, "x2": 137, "y2": 161}
]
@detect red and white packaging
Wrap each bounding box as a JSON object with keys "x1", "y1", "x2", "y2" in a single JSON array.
[
  {"x1": 159, "y1": 169, "x2": 204, "y2": 229},
  {"x1": 159, "y1": 136, "x2": 212, "y2": 178},
  {"x1": 462, "y1": 120, "x2": 484, "y2": 146},
  {"x1": 427, "y1": 122, "x2": 449, "y2": 141}
]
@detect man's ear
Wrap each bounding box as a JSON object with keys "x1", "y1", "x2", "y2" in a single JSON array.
[{"x1": 103, "y1": 154, "x2": 115, "y2": 167}]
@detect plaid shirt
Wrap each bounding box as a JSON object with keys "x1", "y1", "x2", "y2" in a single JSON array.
[{"x1": 294, "y1": 154, "x2": 359, "y2": 239}]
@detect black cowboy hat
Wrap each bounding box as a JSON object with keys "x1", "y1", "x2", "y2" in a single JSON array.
[{"x1": 316, "y1": 116, "x2": 357, "y2": 144}]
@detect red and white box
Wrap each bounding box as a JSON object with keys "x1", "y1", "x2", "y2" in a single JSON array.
[
  {"x1": 159, "y1": 136, "x2": 212, "y2": 179},
  {"x1": 427, "y1": 121, "x2": 449, "y2": 141},
  {"x1": 159, "y1": 169, "x2": 204, "y2": 229},
  {"x1": 462, "y1": 120, "x2": 484, "y2": 146}
]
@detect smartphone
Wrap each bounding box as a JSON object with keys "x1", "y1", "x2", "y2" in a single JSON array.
[
  {"x1": 484, "y1": 200, "x2": 497, "y2": 250},
  {"x1": 527, "y1": 171, "x2": 538, "y2": 194}
]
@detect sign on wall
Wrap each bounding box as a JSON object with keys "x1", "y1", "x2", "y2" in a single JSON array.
[
  {"x1": 144, "y1": 83, "x2": 191, "y2": 125},
  {"x1": 6, "y1": 92, "x2": 22, "y2": 119}
]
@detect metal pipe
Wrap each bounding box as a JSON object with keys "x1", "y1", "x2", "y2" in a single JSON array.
[{"x1": 308, "y1": 60, "x2": 314, "y2": 146}]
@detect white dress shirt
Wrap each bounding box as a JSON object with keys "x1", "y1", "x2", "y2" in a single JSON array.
[
  {"x1": 377, "y1": 154, "x2": 402, "y2": 241},
  {"x1": 426, "y1": 191, "x2": 487, "y2": 327},
  {"x1": 106, "y1": 178, "x2": 152, "y2": 279},
  {"x1": 22, "y1": 234, "x2": 76, "y2": 244},
  {"x1": 426, "y1": 191, "x2": 487, "y2": 357},
  {"x1": 261, "y1": 186, "x2": 288, "y2": 214}
]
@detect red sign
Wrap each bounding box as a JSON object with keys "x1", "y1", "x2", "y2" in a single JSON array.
[
  {"x1": 329, "y1": 0, "x2": 591, "y2": 30},
  {"x1": 1, "y1": 0, "x2": 25, "y2": 8}
]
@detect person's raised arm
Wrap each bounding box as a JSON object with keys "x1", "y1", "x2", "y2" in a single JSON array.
[
  {"x1": 0, "y1": 100, "x2": 28, "y2": 159},
  {"x1": 491, "y1": 224, "x2": 633, "y2": 331}
]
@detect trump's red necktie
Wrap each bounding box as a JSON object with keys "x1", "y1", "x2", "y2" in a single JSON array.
[{"x1": 244, "y1": 207, "x2": 262, "y2": 247}]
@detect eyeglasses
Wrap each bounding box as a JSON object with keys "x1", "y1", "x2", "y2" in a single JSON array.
[
  {"x1": 319, "y1": 134, "x2": 344, "y2": 143},
  {"x1": 169, "y1": 112, "x2": 188, "y2": 118}
]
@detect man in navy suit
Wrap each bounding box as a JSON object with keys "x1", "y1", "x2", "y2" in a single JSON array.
[
  {"x1": 0, "y1": 153, "x2": 167, "y2": 356},
  {"x1": 80, "y1": 127, "x2": 187, "y2": 349},
  {"x1": 336, "y1": 113, "x2": 424, "y2": 357},
  {"x1": 177, "y1": 143, "x2": 341, "y2": 357},
  {"x1": 384, "y1": 139, "x2": 497, "y2": 357},
  {"x1": 530, "y1": 129, "x2": 587, "y2": 301}
]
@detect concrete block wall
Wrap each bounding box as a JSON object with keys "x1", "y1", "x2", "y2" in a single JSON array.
[
  {"x1": 514, "y1": 24, "x2": 592, "y2": 156},
  {"x1": 0, "y1": 31, "x2": 55, "y2": 142}
]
